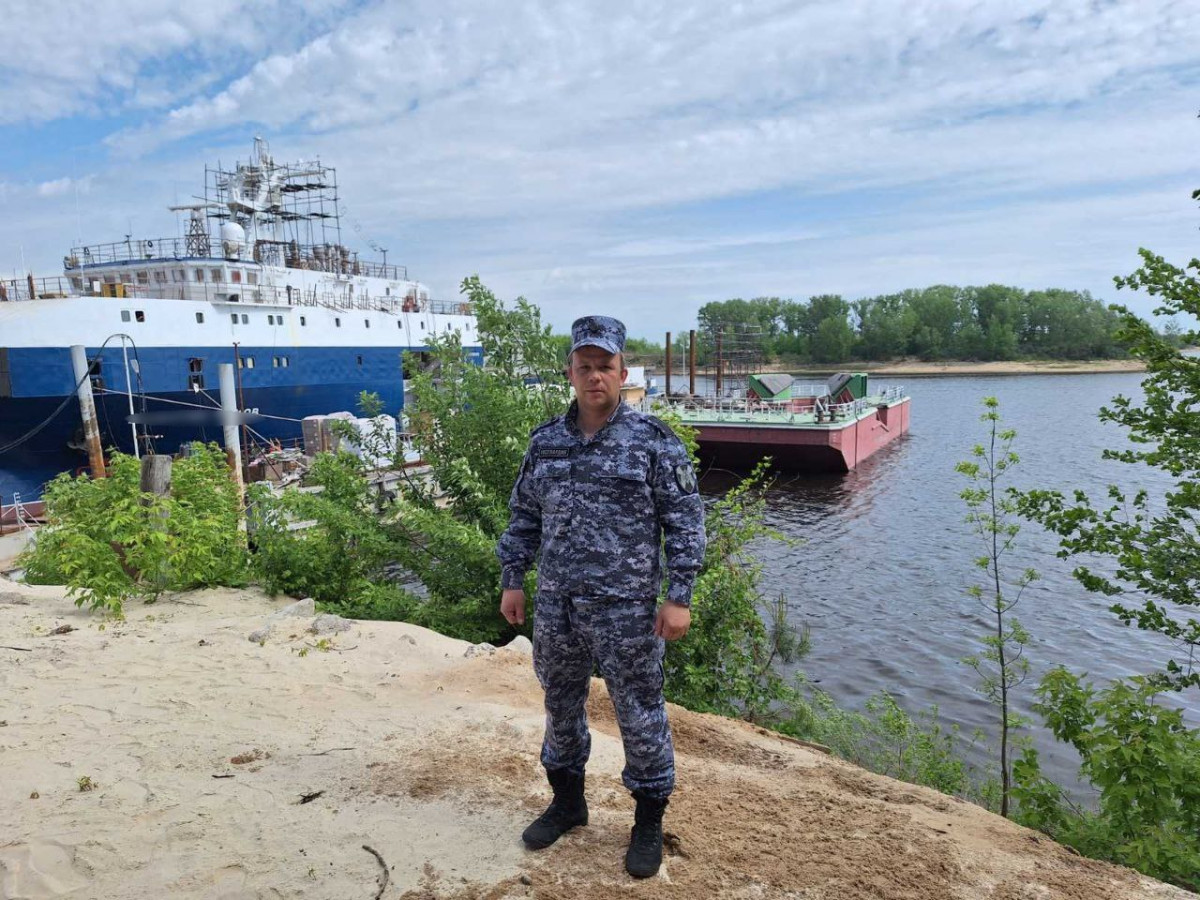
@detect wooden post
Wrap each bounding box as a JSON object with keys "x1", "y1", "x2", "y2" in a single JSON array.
[
  {"x1": 140, "y1": 454, "x2": 173, "y2": 589},
  {"x1": 139, "y1": 454, "x2": 173, "y2": 497},
  {"x1": 688, "y1": 330, "x2": 696, "y2": 395},
  {"x1": 664, "y1": 331, "x2": 672, "y2": 397},
  {"x1": 70, "y1": 345, "x2": 106, "y2": 479}
]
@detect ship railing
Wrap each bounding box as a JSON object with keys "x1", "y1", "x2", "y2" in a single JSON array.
[
  {"x1": 207, "y1": 284, "x2": 471, "y2": 316},
  {"x1": 0, "y1": 275, "x2": 77, "y2": 301},
  {"x1": 792, "y1": 383, "x2": 830, "y2": 398},
  {"x1": 353, "y1": 260, "x2": 409, "y2": 280},
  {"x1": 67, "y1": 237, "x2": 220, "y2": 267},
  {"x1": 825, "y1": 386, "x2": 908, "y2": 419},
  {"x1": 0, "y1": 274, "x2": 475, "y2": 318},
  {"x1": 657, "y1": 387, "x2": 908, "y2": 424},
  {"x1": 826, "y1": 398, "x2": 871, "y2": 420},
  {"x1": 659, "y1": 396, "x2": 810, "y2": 425},
  {"x1": 871, "y1": 385, "x2": 907, "y2": 404},
  {"x1": 66, "y1": 237, "x2": 409, "y2": 280},
  {"x1": 254, "y1": 241, "x2": 409, "y2": 279},
  {"x1": 0, "y1": 492, "x2": 42, "y2": 537}
]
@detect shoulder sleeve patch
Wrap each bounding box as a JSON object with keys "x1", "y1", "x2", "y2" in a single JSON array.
[{"x1": 675, "y1": 464, "x2": 698, "y2": 494}]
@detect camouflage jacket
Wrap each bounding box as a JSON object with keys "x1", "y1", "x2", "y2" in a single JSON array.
[{"x1": 496, "y1": 401, "x2": 706, "y2": 605}]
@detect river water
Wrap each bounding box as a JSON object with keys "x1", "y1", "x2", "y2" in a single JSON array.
[{"x1": 698, "y1": 371, "x2": 1197, "y2": 791}]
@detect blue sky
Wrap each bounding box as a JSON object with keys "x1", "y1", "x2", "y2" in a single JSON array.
[{"x1": 1, "y1": 0, "x2": 1198, "y2": 338}]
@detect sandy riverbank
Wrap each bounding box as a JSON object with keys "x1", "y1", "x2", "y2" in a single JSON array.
[
  {"x1": 1, "y1": 579, "x2": 1191, "y2": 900},
  {"x1": 826, "y1": 359, "x2": 1145, "y2": 377},
  {"x1": 643, "y1": 359, "x2": 1147, "y2": 379}
]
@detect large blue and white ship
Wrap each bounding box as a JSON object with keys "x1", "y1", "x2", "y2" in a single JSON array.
[{"x1": 0, "y1": 139, "x2": 480, "y2": 497}]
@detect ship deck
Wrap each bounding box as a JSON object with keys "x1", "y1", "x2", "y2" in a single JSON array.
[{"x1": 666, "y1": 385, "x2": 907, "y2": 429}]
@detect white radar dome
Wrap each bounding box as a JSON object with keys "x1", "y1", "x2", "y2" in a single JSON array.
[{"x1": 220, "y1": 222, "x2": 246, "y2": 259}]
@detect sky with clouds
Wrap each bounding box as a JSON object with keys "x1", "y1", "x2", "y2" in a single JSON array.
[{"x1": 1, "y1": 0, "x2": 1197, "y2": 337}]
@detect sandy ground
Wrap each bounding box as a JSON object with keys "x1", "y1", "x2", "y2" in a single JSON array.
[
  {"x1": 849, "y1": 359, "x2": 1147, "y2": 377},
  {"x1": 0, "y1": 579, "x2": 1192, "y2": 900}
]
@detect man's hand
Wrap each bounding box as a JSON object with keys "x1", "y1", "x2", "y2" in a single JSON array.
[
  {"x1": 654, "y1": 602, "x2": 691, "y2": 641},
  {"x1": 500, "y1": 589, "x2": 526, "y2": 626}
]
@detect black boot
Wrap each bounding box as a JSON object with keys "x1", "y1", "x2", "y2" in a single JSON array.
[
  {"x1": 522, "y1": 769, "x2": 588, "y2": 850},
  {"x1": 625, "y1": 792, "x2": 667, "y2": 878}
]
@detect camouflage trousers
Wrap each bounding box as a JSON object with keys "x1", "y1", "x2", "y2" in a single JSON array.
[{"x1": 533, "y1": 595, "x2": 674, "y2": 798}]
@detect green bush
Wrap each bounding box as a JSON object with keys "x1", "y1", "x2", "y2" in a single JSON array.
[
  {"x1": 662, "y1": 460, "x2": 809, "y2": 719},
  {"x1": 248, "y1": 449, "x2": 413, "y2": 612},
  {"x1": 779, "y1": 689, "x2": 999, "y2": 806},
  {"x1": 21, "y1": 444, "x2": 247, "y2": 614},
  {"x1": 1012, "y1": 671, "x2": 1200, "y2": 890},
  {"x1": 1008, "y1": 213, "x2": 1200, "y2": 890}
]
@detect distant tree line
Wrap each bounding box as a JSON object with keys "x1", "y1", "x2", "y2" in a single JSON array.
[{"x1": 691, "y1": 285, "x2": 1135, "y2": 363}]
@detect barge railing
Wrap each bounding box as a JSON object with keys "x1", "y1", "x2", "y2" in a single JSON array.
[{"x1": 654, "y1": 384, "x2": 907, "y2": 425}]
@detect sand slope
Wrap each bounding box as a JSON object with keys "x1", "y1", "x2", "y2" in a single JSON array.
[{"x1": 0, "y1": 583, "x2": 1191, "y2": 900}]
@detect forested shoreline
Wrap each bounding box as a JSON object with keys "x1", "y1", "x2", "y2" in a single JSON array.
[{"x1": 616, "y1": 285, "x2": 1184, "y2": 365}]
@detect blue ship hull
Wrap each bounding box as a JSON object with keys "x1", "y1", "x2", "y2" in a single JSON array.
[{"x1": 0, "y1": 343, "x2": 482, "y2": 499}]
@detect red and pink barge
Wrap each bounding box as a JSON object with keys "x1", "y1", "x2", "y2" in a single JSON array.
[{"x1": 660, "y1": 373, "x2": 910, "y2": 472}]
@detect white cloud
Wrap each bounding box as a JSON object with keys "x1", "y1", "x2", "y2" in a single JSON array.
[
  {"x1": 2, "y1": 0, "x2": 1198, "y2": 335},
  {"x1": 105, "y1": 0, "x2": 1194, "y2": 214},
  {"x1": 598, "y1": 230, "x2": 826, "y2": 259},
  {"x1": 0, "y1": 0, "x2": 354, "y2": 123},
  {"x1": 36, "y1": 176, "x2": 93, "y2": 197}
]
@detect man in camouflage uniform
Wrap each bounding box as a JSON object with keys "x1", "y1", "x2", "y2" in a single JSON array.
[{"x1": 496, "y1": 315, "x2": 706, "y2": 878}]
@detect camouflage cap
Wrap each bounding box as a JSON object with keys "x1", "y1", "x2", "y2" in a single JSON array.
[{"x1": 569, "y1": 315, "x2": 626, "y2": 357}]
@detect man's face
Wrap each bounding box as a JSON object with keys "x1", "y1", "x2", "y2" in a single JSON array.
[{"x1": 567, "y1": 346, "x2": 627, "y2": 416}]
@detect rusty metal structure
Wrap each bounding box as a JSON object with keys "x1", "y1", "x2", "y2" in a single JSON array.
[{"x1": 663, "y1": 323, "x2": 768, "y2": 396}]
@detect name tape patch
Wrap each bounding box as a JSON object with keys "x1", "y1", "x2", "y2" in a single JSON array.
[{"x1": 537, "y1": 447, "x2": 572, "y2": 459}]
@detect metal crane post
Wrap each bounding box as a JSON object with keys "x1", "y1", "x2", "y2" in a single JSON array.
[
  {"x1": 219, "y1": 363, "x2": 246, "y2": 507},
  {"x1": 688, "y1": 330, "x2": 696, "y2": 395}
]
